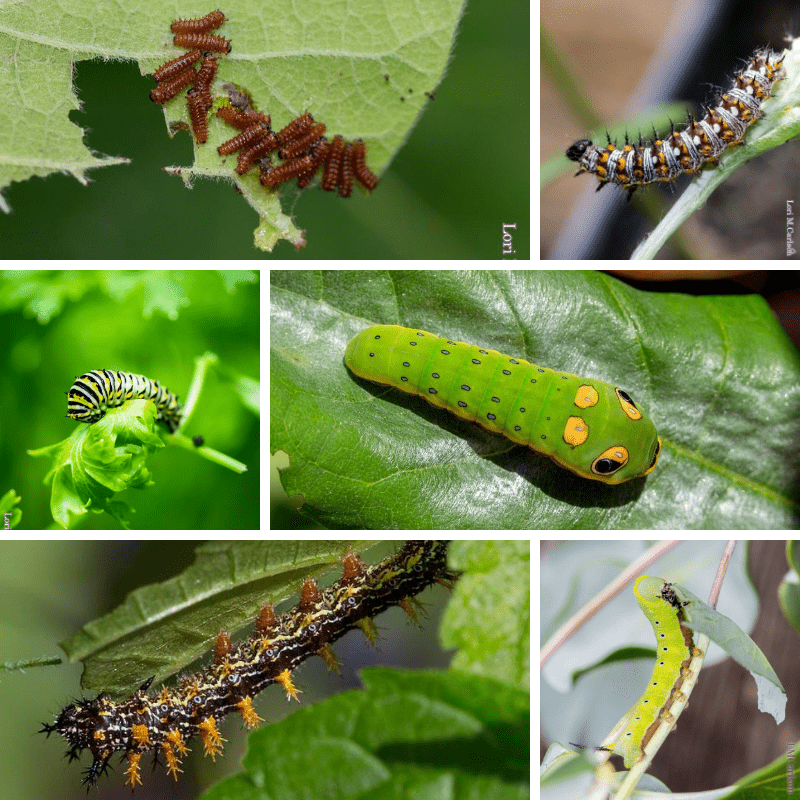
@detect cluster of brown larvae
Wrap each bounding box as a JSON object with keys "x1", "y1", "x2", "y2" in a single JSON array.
[{"x1": 149, "y1": 10, "x2": 379, "y2": 196}]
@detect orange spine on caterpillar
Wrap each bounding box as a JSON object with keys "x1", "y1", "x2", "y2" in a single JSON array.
[{"x1": 41, "y1": 541, "x2": 457, "y2": 788}]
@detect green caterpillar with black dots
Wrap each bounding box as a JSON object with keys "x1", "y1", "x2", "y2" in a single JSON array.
[{"x1": 345, "y1": 325, "x2": 661, "y2": 484}]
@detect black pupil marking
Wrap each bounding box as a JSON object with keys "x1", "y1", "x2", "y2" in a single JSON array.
[{"x1": 44, "y1": 542, "x2": 453, "y2": 789}]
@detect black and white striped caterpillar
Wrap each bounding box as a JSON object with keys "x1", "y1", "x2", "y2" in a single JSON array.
[
  {"x1": 566, "y1": 46, "x2": 785, "y2": 198},
  {"x1": 65, "y1": 370, "x2": 183, "y2": 433}
]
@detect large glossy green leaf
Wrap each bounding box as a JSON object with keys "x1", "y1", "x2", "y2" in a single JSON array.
[{"x1": 270, "y1": 270, "x2": 800, "y2": 529}]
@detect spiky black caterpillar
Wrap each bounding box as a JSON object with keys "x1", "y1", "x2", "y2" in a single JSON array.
[
  {"x1": 566, "y1": 47, "x2": 785, "y2": 198},
  {"x1": 41, "y1": 541, "x2": 456, "y2": 788}
]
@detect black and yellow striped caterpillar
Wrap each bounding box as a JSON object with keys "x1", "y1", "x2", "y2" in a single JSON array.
[{"x1": 65, "y1": 370, "x2": 183, "y2": 433}]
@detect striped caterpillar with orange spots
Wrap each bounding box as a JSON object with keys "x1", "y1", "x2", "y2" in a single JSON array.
[
  {"x1": 41, "y1": 541, "x2": 456, "y2": 787},
  {"x1": 566, "y1": 46, "x2": 785, "y2": 198}
]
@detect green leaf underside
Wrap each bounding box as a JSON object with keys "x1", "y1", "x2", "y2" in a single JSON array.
[
  {"x1": 0, "y1": 1, "x2": 465, "y2": 249},
  {"x1": 62, "y1": 540, "x2": 376, "y2": 697},
  {"x1": 199, "y1": 668, "x2": 530, "y2": 800}
]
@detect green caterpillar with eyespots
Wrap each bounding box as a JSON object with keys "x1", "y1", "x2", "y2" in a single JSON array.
[{"x1": 344, "y1": 325, "x2": 661, "y2": 484}]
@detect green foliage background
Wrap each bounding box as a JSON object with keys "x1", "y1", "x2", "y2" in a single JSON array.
[
  {"x1": 0, "y1": 269, "x2": 259, "y2": 530},
  {"x1": 1, "y1": 540, "x2": 529, "y2": 800},
  {"x1": 0, "y1": 0, "x2": 528, "y2": 258}
]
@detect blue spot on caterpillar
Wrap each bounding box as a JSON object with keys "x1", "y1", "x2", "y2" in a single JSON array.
[
  {"x1": 345, "y1": 325, "x2": 660, "y2": 484},
  {"x1": 566, "y1": 46, "x2": 785, "y2": 198}
]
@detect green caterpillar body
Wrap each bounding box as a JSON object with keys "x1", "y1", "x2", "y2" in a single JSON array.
[
  {"x1": 614, "y1": 576, "x2": 694, "y2": 768},
  {"x1": 344, "y1": 324, "x2": 661, "y2": 484}
]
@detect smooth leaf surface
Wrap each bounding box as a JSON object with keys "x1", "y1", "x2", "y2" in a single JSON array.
[
  {"x1": 0, "y1": 0, "x2": 464, "y2": 249},
  {"x1": 270, "y1": 270, "x2": 800, "y2": 529}
]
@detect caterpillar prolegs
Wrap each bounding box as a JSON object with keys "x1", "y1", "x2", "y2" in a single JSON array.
[
  {"x1": 566, "y1": 46, "x2": 786, "y2": 198},
  {"x1": 41, "y1": 541, "x2": 457, "y2": 787}
]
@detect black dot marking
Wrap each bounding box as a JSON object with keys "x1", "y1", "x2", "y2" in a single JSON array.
[
  {"x1": 461, "y1": 385, "x2": 471, "y2": 391},
  {"x1": 410, "y1": 342, "x2": 417, "y2": 347},
  {"x1": 458, "y1": 401, "x2": 467, "y2": 408},
  {"x1": 402, "y1": 361, "x2": 410, "y2": 367},
  {"x1": 510, "y1": 359, "x2": 519, "y2": 364},
  {"x1": 530, "y1": 379, "x2": 537, "y2": 385},
  {"x1": 514, "y1": 425, "x2": 521, "y2": 431},
  {"x1": 491, "y1": 397, "x2": 500, "y2": 403},
  {"x1": 487, "y1": 413, "x2": 496, "y2": 421},
  {"x1": 519, "y1": 407, "x2": 526, "y2": 412},
  {"x1": 369, "y1": 351, "x2": 376, "y2": 357},
  {"x1": 471, "y1": 359, "x2": 481, "y2": 365},
  {"x1": 432, "y1": 373, "x2": 440, "y2": 379},
  {"x1": 401, "y1": 376, "x2": 409, "y2": 382},
  {"x1": 440, "y1": 349, "x2": 450, "y2": 355},
  {"x1": 428, "y1": 388, "x2": 437, "y2": 394},
  {"x1": 502, "y1": 370, "x2": 511, "y2": 375}
]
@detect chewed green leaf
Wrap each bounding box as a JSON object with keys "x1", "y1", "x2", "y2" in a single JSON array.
[
  {"x1": 677, "y1": 584, "x2": 786, "y2": 721},
  {"x1": 151, "y1": 1, "x2": 467, "y2": 250}
]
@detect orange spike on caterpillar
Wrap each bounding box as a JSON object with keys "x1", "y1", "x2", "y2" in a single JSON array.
[
  {"x1": 42, "y1": 542, "x2": 455, "y2": 788},
  {"x1": 214, "y1": 630, "x2": 232, "y2": 662}
]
